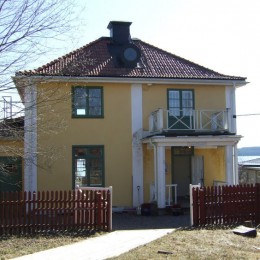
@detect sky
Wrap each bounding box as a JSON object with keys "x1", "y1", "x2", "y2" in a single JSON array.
[{"x1": 7, "y1": 0, "x2": 260, "y2": 148}]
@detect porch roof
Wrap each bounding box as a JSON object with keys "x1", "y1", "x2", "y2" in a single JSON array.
[{"x1": 142, "y1": 135, "x2": 242, "y2": 147}]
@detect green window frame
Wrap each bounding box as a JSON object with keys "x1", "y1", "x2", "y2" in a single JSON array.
[
  {"x1": 72, "y1": 145, "x2": 104, "y2": 189},
  {"x1": 72, "y1": 86, "x2": 104, "y2": 118},
  {"x1": 167, "y1": 89, "x2": 194, "y2": 130},
  {"x1": 167, "y1": 89, "x2": 194, "y2": 116}
]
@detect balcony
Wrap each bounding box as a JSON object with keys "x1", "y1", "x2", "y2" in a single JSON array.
[
  {"x1": 149, "y1": 108, "x2": 230, "y2": 134},
  {"x1": 0, "y1": 96, "x2": 24, "y2": 120}
]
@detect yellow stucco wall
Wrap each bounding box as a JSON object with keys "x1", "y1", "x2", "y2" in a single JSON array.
[
  {"x1": 36, "y1": 82, "x2": 133, "y2": 206},
  {"x1": 36, "y1": 81, "x2": 227, "y2": 206},
  {"x1": 141, "y1": 84, "x2": 227, "y2": 202},
  {"x1": 0, "y1": 139, "x2": 23, "y2": 155},
  {"x1": 142, "y1": 84, "x2": 226, "y2": 130},
  {"x1": 195, "y1": 147, "x2": 226, "y2": 186}
]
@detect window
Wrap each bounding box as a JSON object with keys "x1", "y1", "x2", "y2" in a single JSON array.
[
  {"x1": 167, "y1": 89, "x2": 194, "y2": 129},
  {"x1": 172, "y1": 146, "x2": 194, "y2": 156},
  {"x1": 72, "y1": 146, "x2": 104, "y2": 188},
  {"x1": 72, "y1": 86, "x2": 103, "y2": 118},
  {"x1": 168, "y1": 89, "x2": 194, "y2": 116},
  {"x1": 0, "y1": 157, "x2": 22, "y2": 192}
]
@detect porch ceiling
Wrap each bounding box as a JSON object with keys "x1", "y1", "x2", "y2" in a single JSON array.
[{"x1": 142, "y1": 135, "x2": 242, "y2": 147}]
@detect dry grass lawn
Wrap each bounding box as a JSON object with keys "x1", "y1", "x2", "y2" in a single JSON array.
[
  {"x1": 0, "y1": 231, "x2": 102, "y2": 260},
  {"x1": 112, "y1": 227, "x2": 260, "y2": 260},
  {"x1": 0, "y1": 228, "x2": 259, "y2": 259}
]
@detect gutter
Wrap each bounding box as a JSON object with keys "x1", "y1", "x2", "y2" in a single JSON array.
[{"x1": 12, "y1": 75, "x2": 248, "y2": 87}]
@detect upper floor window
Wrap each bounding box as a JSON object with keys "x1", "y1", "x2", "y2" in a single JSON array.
[
  {"x1": 72, "y1": 86, "x2": 103, "y2": 118},
  {"x1": 167, "y1": 89, "x2": 194, "y2": 130},
  {"x1": 168, "y1": 89, "x2": 194, "y2": 117}
]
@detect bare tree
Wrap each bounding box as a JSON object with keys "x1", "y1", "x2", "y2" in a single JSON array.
[
  {"x1": 0, "y1": 0, "x2": 84, "y2": 92},
  {"x1": 0, "y1": 0, "x2": 86, "y2": 184}
]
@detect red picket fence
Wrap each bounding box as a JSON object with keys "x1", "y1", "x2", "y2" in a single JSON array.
[
  {"x1": 192, "y1": 184, "x2": 260, "y2": 226},
  {"x1": 0, "y1": 187, "x2": 112, "y2": 235}
]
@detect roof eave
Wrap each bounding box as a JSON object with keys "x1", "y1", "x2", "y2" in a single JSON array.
[{"x1": 12, "y1": 75, "x2": 248, "y2": 88}]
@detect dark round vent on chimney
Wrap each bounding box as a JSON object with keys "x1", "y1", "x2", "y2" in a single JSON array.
[{"x1": 120, "y1": 44, "x2": 141, "y2": 67}]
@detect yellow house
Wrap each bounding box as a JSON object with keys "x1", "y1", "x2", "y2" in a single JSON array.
[{"x1": 12, "y1": 21, "x2": 247, "y2": 209}]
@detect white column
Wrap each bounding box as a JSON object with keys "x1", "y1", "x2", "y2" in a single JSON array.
[
  {"x1": 153, "y1": 144, "x2": 157, "y2": 201},
  {"x1": 232, "y1": 85, "x2": 237, "y2": 134},
  {"x1": 156, "y1": 146, "x2": 166, "y2": 208},
  {"x1": 225, "y1": 145, "x2": 234, "y2": 185},
  {"x1": 24, "y1": 83, "x2": 37, "y2": 192},
  {"x1": 233, "y1": 144, "x2": 239, "y2": 184},
  {"x1": 131, "y1": 84, "x2": 143, "y2": 207}
]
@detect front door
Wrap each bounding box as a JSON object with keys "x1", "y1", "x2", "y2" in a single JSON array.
[
  {"x1": 172, "y1": 155, "x2": 191, "y2": 197},
  {"x1": 0, "y1": 157, "x2": 22, "y2": 192},
  {"x1": 167, "y1": 89, "x2": 194, "y2": 130}
]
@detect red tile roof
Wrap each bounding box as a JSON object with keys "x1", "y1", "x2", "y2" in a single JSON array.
[{"x1": 16, "y1": 37, "x2": 246, "y2": 81}]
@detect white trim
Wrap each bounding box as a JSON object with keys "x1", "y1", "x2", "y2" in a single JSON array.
[
  {"x1": 24, "y1": 83, "x2": 37, "y2": 192},
  {"x1": 131, "y1": 84, "x2": 143, "y2": 134},
  {"x1": 232, "y1": 84, "x2": 237, "y2": 133},
  {"x1": 143, "y1": 135, "x2": 242, "y2": 147},
  {"x1": 13, "y1": 75, "x2": 248, "y2": 87},
  {"x1": 226, "y1": 84, "x2": 237, "y2": 133},
  {"x1": 225, "y1": 86, "x2": 233, "y2": 133},
  {"x1": 131, "y1": 84, "x2": 144, "y2": 207}
]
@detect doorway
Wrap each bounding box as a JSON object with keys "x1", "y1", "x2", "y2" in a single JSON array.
[{"x1": 172, "y1": 155, "x2": 191, "y2": 197}]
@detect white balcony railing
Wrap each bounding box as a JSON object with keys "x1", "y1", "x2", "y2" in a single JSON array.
[
  {"x1": 0, "y1": 96, "x2": 24, "y2": 120},
  {"x1": 149, "y1": 108, "x2": 230, "y2": 133}
]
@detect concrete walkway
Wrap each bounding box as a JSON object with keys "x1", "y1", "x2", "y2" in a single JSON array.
[
  {"x1": 13, "y1": 212, "x2": 190, "y2": 260},
  {"x1": 13, "y1": 228, "x2": 175, "y2": 260}
]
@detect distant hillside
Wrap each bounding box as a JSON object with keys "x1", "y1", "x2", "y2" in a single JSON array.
[{"x1": 238, "y1": 147, "x2": 260, "y2": 156}]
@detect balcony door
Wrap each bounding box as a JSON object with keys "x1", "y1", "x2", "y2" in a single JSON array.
[{"x1": 167, "y1": 89, "x2": 194, "y2": 130}]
